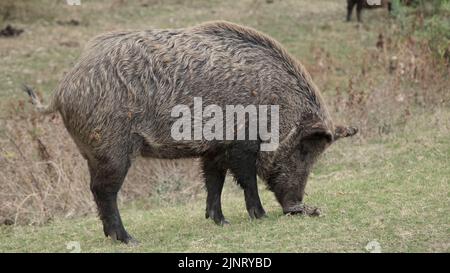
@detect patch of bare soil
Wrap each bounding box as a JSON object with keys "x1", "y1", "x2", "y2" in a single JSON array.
[{"x1": 0, "y1": 25, "x2": 23, "y2": 37}]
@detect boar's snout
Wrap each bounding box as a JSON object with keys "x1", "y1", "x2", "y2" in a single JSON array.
[
  {"x1": 334, "y1": 125, "x2": 358, "y2": 141},
  {"x1": 282, "y1": 203, "x2": 321, "y2": 217}
]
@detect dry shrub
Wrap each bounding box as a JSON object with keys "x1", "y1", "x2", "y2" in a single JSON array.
[
  {"x1": 311, "y1": 28, "x2": 449, "y2": 139},
  {"x1": 0, "y1": 101, "x2": 202, "y2": 225},
  {"x1": 0, "y1": 0, "x2": 59, "y2": 23}
]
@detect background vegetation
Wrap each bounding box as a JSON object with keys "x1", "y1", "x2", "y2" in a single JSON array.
[{"x1": 0, "y1": 0, "x2": 448, "y2": 252}]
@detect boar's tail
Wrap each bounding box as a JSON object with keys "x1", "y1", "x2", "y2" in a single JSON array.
[
  {"x1": 22, "y1": 85, "x2": 57, "y2": 115},
  {"x1": 334, "y1": 125, "x2": 358, "y2": 141}
]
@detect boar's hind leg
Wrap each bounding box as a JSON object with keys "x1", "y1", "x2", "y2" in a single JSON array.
[
  {"x1": 229, "y1": 144, "x2": 266, "y2": 219},
  {"x1": 347, "y1": 0, "x2": 356, "y2": 21},
  {"x1": 88, "y1": 154, "x2": 136, "y2": 244},
  {"x1": 356, "y1": 0, "x2": 364, "y2": 22},
  {"x1": 202, "y1": 155, "x2": 229, "y2": 225}
]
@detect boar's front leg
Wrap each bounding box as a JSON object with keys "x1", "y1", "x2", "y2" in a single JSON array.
[
  {"x1": 202, "y1": 154, "x2": 229, "y2": 225},
  {"x1": 229, "y1": 143, "x2": 266, "y2": 220}
]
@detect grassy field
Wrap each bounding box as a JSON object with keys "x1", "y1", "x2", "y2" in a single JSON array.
[
  {"x1": 1, "y1": 129, "x2": 449, "y2": 252},
  {"x1": 0, "y1": 0, "x2": 449, "y2": 252}
]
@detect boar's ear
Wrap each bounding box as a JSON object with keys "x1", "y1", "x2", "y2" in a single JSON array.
[{"x1": 302, "y1": 122, "x2": 333, "y2": 143}]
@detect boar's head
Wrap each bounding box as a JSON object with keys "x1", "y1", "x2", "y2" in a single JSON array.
[{"x1": 266, "y1": 124, "x2": 358, "y2": 215}]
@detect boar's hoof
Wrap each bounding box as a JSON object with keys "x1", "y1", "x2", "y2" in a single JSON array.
[
  {"x1": 283, "y1": 204, "x2": 321, "y2": 217},
  {"x1": 125, "y1": 236, "x2": 140, "y2": 246},
  {"x1": 109, "y1": 230, "x2": 139, "y2": 245},
  {"x1": 205, "y1": 211, "x2": 230, "y2": 226},
  {"x1": 213, "y1": 218, "x2": 230, "y2": 226},
  {"x1": 248, "y1": 206, "x2": 267, "y2": 220}
]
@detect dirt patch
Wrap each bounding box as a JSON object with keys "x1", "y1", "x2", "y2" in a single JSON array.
[
  {"x1": 56, "y1": 19, "x2": 80, "y2": 26},
  {"x1": 0, "y1": 25, "x2": 24, "y2": 37}
]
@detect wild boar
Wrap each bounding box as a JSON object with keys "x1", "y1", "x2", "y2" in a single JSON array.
[{"x1": 25, "y1": 21, "x2": 357, "y2": 244}]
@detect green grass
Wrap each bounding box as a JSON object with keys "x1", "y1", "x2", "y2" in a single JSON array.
[
  {"x1": 0, "y1": 0, "x2": 448, "y2": 252},
  {"x1": 1, "y1": 131, "x2": 448, "y2": 252}
]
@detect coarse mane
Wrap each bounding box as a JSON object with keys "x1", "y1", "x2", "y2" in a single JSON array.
[
  {"x1": 192, "y1": 20, "x2": 319, "y2": 102},
  {"x1": 192, "y1": 20, "x2": 332, "y2": 127}
]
